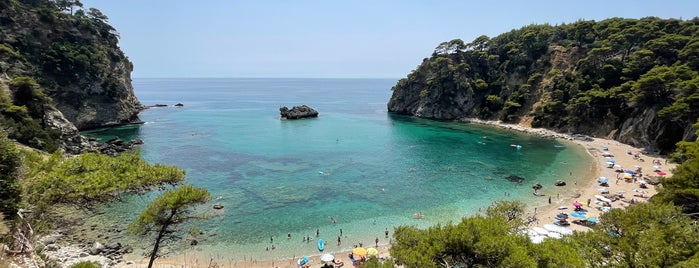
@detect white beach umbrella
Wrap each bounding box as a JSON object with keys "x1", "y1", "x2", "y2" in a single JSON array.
[
  {"x1": 320, "y1": 253, "x2": 334, "y2": 262},
  {"x1": 530, "y1": 235, "x2": 546, "y2": 244},
  {"x1": 532, "y1": 227, "x2": 549, "y2": 235}
]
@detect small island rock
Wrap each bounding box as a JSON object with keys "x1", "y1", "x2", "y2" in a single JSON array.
[{"x1": 280, "y1": 105, "x2": 319, "y2": 120}]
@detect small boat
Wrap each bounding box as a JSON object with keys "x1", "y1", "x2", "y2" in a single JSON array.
[{"x1": 318, "y1": 238, "x2": 324, "y2": 251}]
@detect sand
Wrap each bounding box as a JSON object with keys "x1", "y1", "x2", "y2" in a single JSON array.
[{"x1": 116, "y1": 121, "x2": 675, "y2": 268}]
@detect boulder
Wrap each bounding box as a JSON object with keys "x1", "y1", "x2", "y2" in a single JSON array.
[
  {"x1": 280, "y1": 105, "x2": 318, "y2": 119},
  {"x1": 554, "y1": 180, "x2": 566, "y2": 186},
  {"x1": 90, "y1": 242, "x2": 104, "y2": 255}
]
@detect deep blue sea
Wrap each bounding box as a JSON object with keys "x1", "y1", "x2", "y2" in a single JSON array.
[{"x1": 83, "y1": 78, "x2": 592, "y2": 260}]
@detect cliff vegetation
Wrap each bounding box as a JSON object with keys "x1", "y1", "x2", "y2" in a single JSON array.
[
  {"x1": 388, "y1": 17, "x2": 699, "y2": 154},
  {"x1": 0, "y1": 0, "x2": 142, "y2": 153}
]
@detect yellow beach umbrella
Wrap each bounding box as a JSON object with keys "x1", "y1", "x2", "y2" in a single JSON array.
[{"x1": 352, "y1": 247, "x2": 368, "y2": 257}]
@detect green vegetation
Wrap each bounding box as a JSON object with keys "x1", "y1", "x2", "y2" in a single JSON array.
[
  {"x1": 128, "y1": 185, "x2": 210, "y2": 268},
  {"x1": 69, "y1": 261, "x2": 101, "y2": 268},
  {"x1": 390, "y1": 17, "x2": 699, "y2": 153},
  {"x1": 0, "y1": 0, "x2": 134, "y2": 152},
  {"x1": 22, "y1": 150, "x2": 185, "y2": 212},
  {"x1": 0, "y1": 129, "x2": 21, "y2": 217},
  {"x1": 0, "y1": 78, "x2": 60, "y2": 152}
]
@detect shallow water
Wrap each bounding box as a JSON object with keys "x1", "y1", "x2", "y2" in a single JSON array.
[{"x1": 82, "y1": 78, "x2": 591, "y2": 260}]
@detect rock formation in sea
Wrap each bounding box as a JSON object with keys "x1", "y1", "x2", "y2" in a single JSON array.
[{"x1": 280, "y1": 105, "x2": 319, "y2": 119}]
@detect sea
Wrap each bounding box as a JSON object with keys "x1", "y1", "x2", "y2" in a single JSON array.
[{"x1": 82, "y1": 78, "x2": 592, "y2": 261}]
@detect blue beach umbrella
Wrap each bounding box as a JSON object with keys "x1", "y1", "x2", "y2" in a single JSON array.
[
  {"x1": 625, "y1": 170, "x2": 635, "y2": 175},
  {"x1": 587, "y1": 217, "x2": 599, "y2": 223},
  {"x1": 598, "y1": 177, "x2": 608, "y2": 184}
]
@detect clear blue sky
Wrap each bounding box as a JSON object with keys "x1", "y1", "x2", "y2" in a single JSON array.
[{"x1": 81, "y1": 0, "x2": 698, "y2": 78}]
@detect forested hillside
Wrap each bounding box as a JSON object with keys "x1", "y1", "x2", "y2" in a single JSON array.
[
  {"x1": 0, "y1": 0, "x2": 141, "y2": 153},
  {"x1": 388, "y1": 17, "x2": 699, "y2": 154}
]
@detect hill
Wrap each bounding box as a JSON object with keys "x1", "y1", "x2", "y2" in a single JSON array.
[
  {"x1": 388, "y1": 17, "x2": 699, "y2": 154},
  {"x1": 0, "y1": 0, "x2": 141, "y2": 153}
]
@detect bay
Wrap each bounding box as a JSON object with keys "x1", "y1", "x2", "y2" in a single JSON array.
[{"x1": 83, "y1": 78, "x2": 591, "y2": 260}]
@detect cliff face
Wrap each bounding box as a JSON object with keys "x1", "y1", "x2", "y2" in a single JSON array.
[
  {"x1": 0, "y1": 0, "x2": 141, "y2": 129},
  {"x1": 0, "y1": 0, "x2": 141, "y2": 152},
  {"x1": 388, "y1": 18, "x2": 699, "y2": 154}
]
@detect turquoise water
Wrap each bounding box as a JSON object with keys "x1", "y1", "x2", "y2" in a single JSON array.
[{"x1": 84, "y1": 78, "x2": 591, "y2": 260}]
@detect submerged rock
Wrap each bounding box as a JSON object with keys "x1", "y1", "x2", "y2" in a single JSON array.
[
  {"x1": 505, "y1": 175, "x2": 524, "y2": 183},
  {"x1": 280, "y1": 105, "x2": 319, "y2": 119}
]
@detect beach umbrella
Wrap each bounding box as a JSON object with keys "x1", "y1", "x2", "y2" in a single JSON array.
[
  {"x1": 530, "y1": 235, "x2": 545, "y2": 244},
  {"x1": 598, "y1": 177, "x2": 608, "y2": 184},
  {"x1": 547, "y1": 232, "x2": 563, "y2": 239},
  {"x1": 320, "y1": 253, "x2": 334, "y2": 262},
  {"x1": 587, "y1": 217, "x2": 599, "y2": 223},
  {"x1": 367, "y1": 248, "x2": 379, "y2": 257},
  {"x1": 656, "y1": 171, "x2": 667, "y2": 176},
  {"x1": 623, "y1": 173, "x2": 633, "y2": 179},
  {"x1": 573, "y1": 201, "x2": 583, "y2": 207},
  {"x1": 352, "y1": 247, "x2": 368, "y2": 257},
  {"x1": 653, "y1": 165, "x2": 660, "y2": 171},
  {"x1": 616, "y1": 190, "x2": 626, "y2": 194},
  {"x1": 638, "y1": 180, "x2": 647, "y2": 184},
  {"x1": 598, "y1": 188, "x2": 610, "y2": 194},
  {"x1": 532, "y1": 227, "x2": 549, "y2": 235},
  {"x1": 625, "y1": 170, "x2": 635, "y2": 174},
  {"x1": 613, "y1": 164, "x2": 622, "y2": 170}
]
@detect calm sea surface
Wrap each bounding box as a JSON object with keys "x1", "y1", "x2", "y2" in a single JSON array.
[{"x1": 83, "y1": 78, "x2": 591, "y2": 260}]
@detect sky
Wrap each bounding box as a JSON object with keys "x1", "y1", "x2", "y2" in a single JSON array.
[{"x1": 80, "y1": 0, "x2": 699, "y2": 78}]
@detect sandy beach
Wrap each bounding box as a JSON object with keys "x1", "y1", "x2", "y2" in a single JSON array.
[{"x1": 116, "y1": 121, "x2": 675, "y2": 268}]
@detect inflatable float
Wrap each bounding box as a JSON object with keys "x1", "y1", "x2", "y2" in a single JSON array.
[{"x1": 318, "y1": 238, "x2": 324, "y2": 251}]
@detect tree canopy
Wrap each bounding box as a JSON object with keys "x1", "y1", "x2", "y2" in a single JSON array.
[
  {"x1": 389, "y1": 17, "x2": 699, "y2": 153},
  {"x1": 128, "y1": 185, "x2": 210, "y2": 268}
]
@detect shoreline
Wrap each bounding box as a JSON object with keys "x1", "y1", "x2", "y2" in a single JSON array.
[{"x1": 45, "y1": 119, "x2": 673, "y2": 268}]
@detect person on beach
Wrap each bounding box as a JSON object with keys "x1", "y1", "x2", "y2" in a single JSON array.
[
  {"x1": 375, "y1": 237, "x2": 379, "y2": 247},
  {"x1": 548, "y1": 196, "x2": 551, "y2": 204},
  {"x1": 316, "y1": 229, "x2": 319, "y2": 237},
  {"x1": 385, "y1": 228, "x2": 389, "y2": 238},
  {"x1": 340, "y1": 229, "x2": 343, "y2": 236},
  {"x1": 587, "y1": 198, "x2": 591, "y2": 207},
  {"x1": 337, "y1": 236, "x2": 341, "y2": 246}
]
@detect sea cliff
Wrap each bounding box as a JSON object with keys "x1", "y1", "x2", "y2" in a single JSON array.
[
  {"x1": 388, "y1": 17, "x2": 699, "y2": 154},
  {"x1": 0, "y1": 0, "x2": 141, "y2": 152}
]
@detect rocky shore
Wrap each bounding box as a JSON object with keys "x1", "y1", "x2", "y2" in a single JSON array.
[{"x1": 460, "y1": 118, "x2": 594, "y2": 142}]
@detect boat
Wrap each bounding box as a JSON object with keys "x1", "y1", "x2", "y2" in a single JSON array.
[{"x1": 318, "y1": 238, "x2": 324, "y2": 251}]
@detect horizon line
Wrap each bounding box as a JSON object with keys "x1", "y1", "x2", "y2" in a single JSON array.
[{"x1": 131, "y1": 76, "x2": 402, "y2": 80}]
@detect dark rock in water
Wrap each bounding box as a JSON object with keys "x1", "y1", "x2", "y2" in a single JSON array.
[
  {"x1": 505, "y1": 175, "x2": 525, "y2": 183},
  {"x1": 190, "y1": 239, "x2": 198, "y2": 246},
  {"x1": 280, "y1": 105, "x2": 319, "y2": 119},
  {"x1": 105, "y1": 240, "x2": 121, "y2": 250},
  {"x1": 175, "y1": 103, "x2": 184, "y2": 107},
  {"x1": 213, "y1": 203, "x2": 224, "y2": 209},
  {"x1": 554, "y1": 180, "x2": 566, "y2": 186},
  {"x1": 97, "y1": 138, "x2": 144, "y2": 156},
  {"x1": 532, "y1": 183, "x2": 543, "y2": 190}
]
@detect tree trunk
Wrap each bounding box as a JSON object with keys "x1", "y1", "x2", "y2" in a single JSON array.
[{"x1": 148, "y1": 209, "x2": 176, "y2": 268}]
